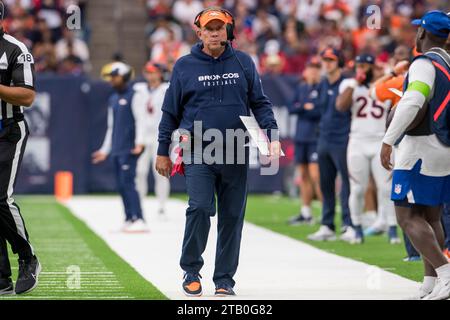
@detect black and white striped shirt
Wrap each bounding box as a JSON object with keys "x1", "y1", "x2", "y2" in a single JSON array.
[{"x1": 0, "y1": 28, "x2": 35, "y2": 121}]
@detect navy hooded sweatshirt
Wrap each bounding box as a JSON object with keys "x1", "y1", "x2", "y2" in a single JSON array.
[
  {"x1": 289, "y1": 82, "x2": 321, "y2": 143},
  {"x1": 157, "y1": 42, "x2": 279, "y2": 156},
  {"x1": 316, "y1": 75, "x2": 351, "y2": 145}
]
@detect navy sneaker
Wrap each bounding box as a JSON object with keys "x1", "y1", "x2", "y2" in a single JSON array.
[
  {"x1": 388, "y1": 226, "x2": 401, "y2": 244},
  {"x1": 354, "y1": 225, "x2": 365, "y2": 244},
  {"x1": 182, "y1": 273, "x2": 202, "y2": 297},
  {"x1": 0, "y1": 278, "x2": 14, "y2": 295},
  {"x1": 215, "y1": 283, "x2": 236, "y2": 297},
  {"x1": 403, "y1": 255, "x2": 421, "y2": 262},
  {"x1": 288, "y1": 214, "x2": 314, "y2": 226}
]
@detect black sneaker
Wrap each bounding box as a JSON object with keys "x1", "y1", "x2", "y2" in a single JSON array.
[
  {"x1": 15, "y1": 256, "x2": 41, "y2": 295},
  {"x1": 0, "y1": 278, "x2": 14, "y2": 295},
  {"x1": 215, "y1": 283, "x2": 236, "y2": 297},
  {"x1": 182, "y1": 273, "x2": 202, "y2": 297}
]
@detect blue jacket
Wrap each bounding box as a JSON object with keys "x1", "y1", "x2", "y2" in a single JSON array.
[
  {"x1": 110, "y1": 85, "x2": 137, "y2": 156},
  {"x1": 316, "y1": 75, "x2": 351, "y2": 145},
  {"x1": 289, "y1": 82, "x2": 321, "y2": 143},
  {"x1": 157, "y1": 42, "x2": 278, "y2": 156}
]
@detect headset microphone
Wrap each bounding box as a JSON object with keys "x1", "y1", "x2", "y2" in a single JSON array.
[{"x1": 220, "y1": 41, "x2": 227, "y2": 46}]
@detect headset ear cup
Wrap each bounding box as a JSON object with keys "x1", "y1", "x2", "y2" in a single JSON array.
[
  {"x1": 339, "y1": 55, "x2": 345, "y2": 68},
  {"x1": 194, "y1": 10, "x2": 203, "y2": 28},
  {"x1": 226, "y1": 24, "x2": 234, "y2": 41}
]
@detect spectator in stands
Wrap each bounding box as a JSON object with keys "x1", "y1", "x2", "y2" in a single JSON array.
[
  {"x1": 32, "y1": 20, "x2": 59, "y2": 72},
  {"x1": 55, "y1": 27, "x2": 90, "y2": 70},
  {"x1": 295, "y1": 0, "x2": 326, "y2": 28},
  {"x1": 280, "y1": 20, "x2": 309, "y2": 74},
  {"x1": 252, "y1": 8, "x2": 281, "y2": 51},
  {"x1": 172, "y1": 0, "x2": 204, "y2": 25},
  {"x1": 150, "y1": 27, "x2": 189, "y2": 67},
  {"x1": 3, "y1": 2, "x2": 34, "y2": 42},
  {"x1": 142, "y1": 0, "x2": 172, "y2": 20},
  {"x1": 259, "y1": 39, "x2": 286, "y2": 74},
  {"x1": 3, "y1": 0, "x2": 33, "y2": 10},
  {"x1": 33, "y1": 0, "x2": 64, "y2": 41},
  {"x1": 58, "y1": 53, "x2": 84, "y2": 75}
]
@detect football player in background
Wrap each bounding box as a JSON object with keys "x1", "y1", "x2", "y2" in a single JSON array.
[
  {"x1": 336, "y1": 54, "x2": 399, "y2": 244},
  {"x1": 134, "y1": 62, "x2": 171, "y2": 217}
]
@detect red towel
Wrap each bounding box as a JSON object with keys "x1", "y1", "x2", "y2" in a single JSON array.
[
  {"x1": 170, "y1": 146, "x2": 184, "y2": 176},
  {"x1": 170, "y1": 134, "x2": 189, "y2": 177}
]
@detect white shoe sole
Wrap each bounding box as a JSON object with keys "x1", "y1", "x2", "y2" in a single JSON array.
[
  {"x1": 434, "y1": 290, "x2": 450, "y2": 300},
  {"x1": 0, "y1": 287, "x2": 14, "y2": 295},
  {"x1": 183, "y1": 289, "x2": 203, "y2": 297},
  {"x1": 215, "y1": 293, "x2": 235, "y2": 297}
]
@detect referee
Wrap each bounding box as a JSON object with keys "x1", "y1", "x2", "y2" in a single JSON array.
[{"x1": 0, "y1": 14, "x2": 41, "y2": 295}]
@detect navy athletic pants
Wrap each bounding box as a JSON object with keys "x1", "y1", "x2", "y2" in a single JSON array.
[
  {"x1": 112, "y1": 154, "x2": 143, "y2": 222},
  {"x1": 317, "y1": 139, "x2": 352, "y2": 230},
  {"x1": 180, "y1": 162, "x2": 248, "y2": 288}
]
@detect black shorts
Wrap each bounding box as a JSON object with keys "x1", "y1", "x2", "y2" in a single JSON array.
[{"x1": 294, "y1": 142, "x2": 318, "y2": 165}]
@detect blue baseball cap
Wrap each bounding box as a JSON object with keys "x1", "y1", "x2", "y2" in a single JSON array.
[
  {"x1": 320, "y1": 47, "x2": 341, "y2": 61},
  {"x1": 411, "y1": 10, "x2": 450, "y2": 39},
  {"x1": 355, "y1": 54, "x2": 375, "y2": 65}
]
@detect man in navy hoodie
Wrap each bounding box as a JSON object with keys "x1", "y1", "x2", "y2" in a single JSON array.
[
  {"x1": 155, "y1": 7, "x2": 280, "y2": 297},
  {"x1": 307, "y1": 48, "x2": 353, "y2": 242},
  {"x1": 287, "y1": 57, "x2": 322, "y2": 225}
]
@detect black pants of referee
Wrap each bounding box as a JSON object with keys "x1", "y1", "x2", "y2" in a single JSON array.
[{"x1": 0, "y1": 120, "x2": 34, "y2": 280}]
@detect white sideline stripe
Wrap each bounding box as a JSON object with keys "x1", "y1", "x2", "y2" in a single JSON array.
[
  {"x1": 66, "y1": 196, "x2": 419, "y2": 300},
  {"x1": 41, "y1": 272, "x2": 114, "y2": 274}
]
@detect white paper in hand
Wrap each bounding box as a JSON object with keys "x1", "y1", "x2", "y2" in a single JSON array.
[{"x1": 240, "y1": 116, "x2": 285, "y2": 156}]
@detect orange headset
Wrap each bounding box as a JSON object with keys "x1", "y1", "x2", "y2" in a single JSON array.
[{"x1": 193, "y1": 7, "x2": 236, "y2": 42}]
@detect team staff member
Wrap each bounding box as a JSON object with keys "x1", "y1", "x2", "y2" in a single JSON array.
[
  {"x1": 92, "y1": 62, "x2": 148, "y2": 233},
  {"x1": 0, "y1": 20, "x2": 41, "y2": 295},
  {"x1": 155, "y1": 7, "x2": 280, "y2": 297},
  {"x1": 134, "y1": 62, "x2": 170, "y2": 216},
  {"x1": 381, "y1": 11, "x2": 450, "y2": 300},
  {"x1": 308, "y1": 48, "x2": 353, "y2": 242},
  {"x1": 288, "y1": 57, "x2": 322, "y2": 225}
]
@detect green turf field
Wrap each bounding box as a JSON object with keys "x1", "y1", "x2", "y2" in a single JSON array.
[
  {"x1": 0, "y1": 196, "x2": 166, "y2": 300},
  {"x1": 1, "y1": 194, "x2": 423, "y2": 300},
  {"x1": 244, "y1": 194, "x2": 424, "y2": 282}
]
